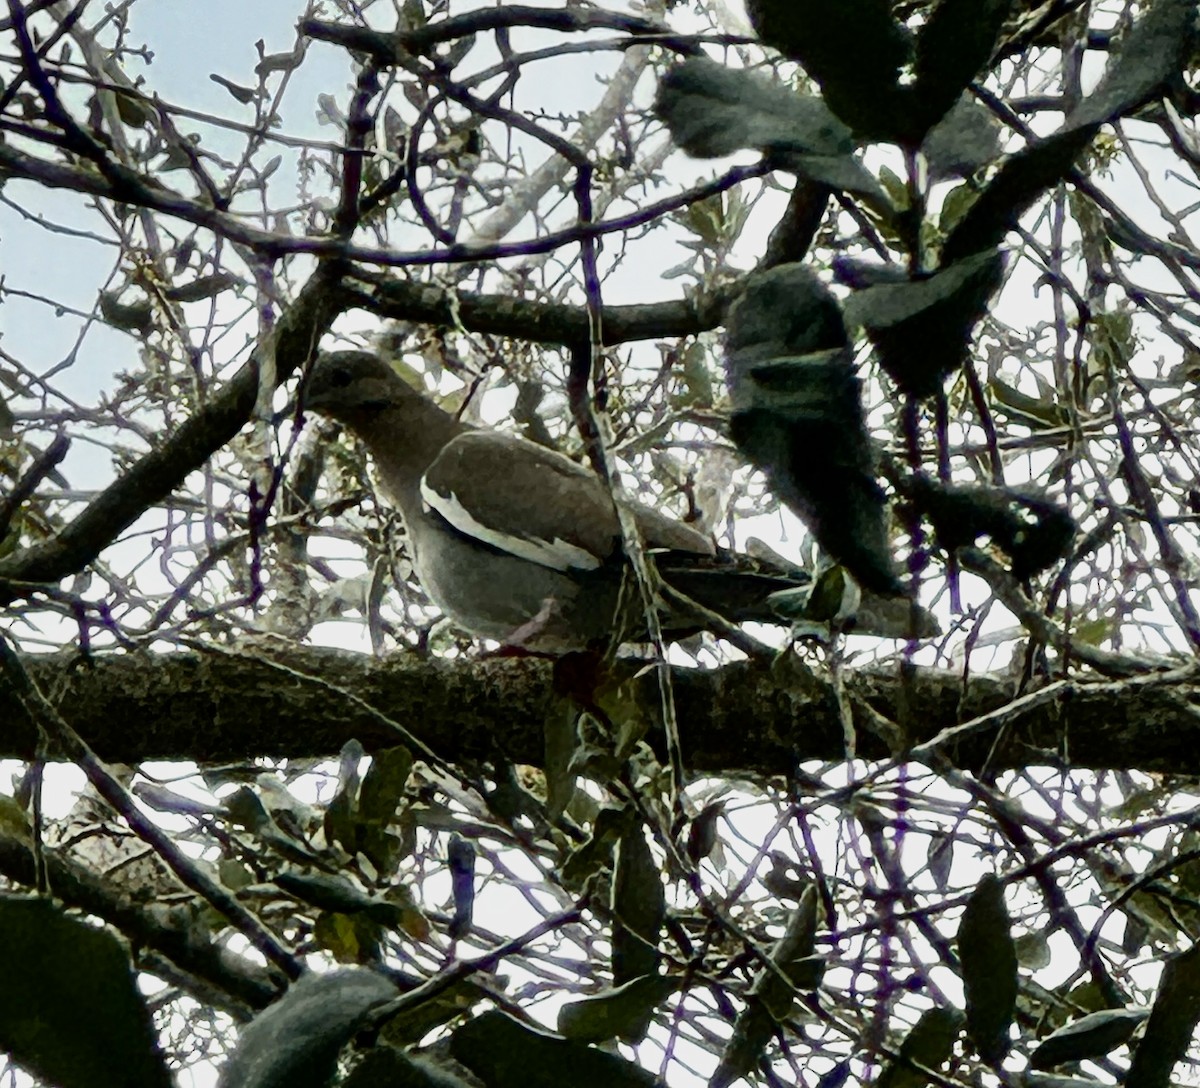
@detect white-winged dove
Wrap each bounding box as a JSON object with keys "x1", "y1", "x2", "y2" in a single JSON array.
[{"x1": 302, "y1": 350, "x2": 819, "y2": 652}]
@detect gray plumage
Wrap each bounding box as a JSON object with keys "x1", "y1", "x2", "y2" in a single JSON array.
[{"x1": 303, "y1": 351, "x2": 809, "y2": 651}]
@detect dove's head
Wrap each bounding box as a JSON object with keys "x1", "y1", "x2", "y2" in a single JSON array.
[{"x1": 302, "y1": 350, "x2": 415, "y2": 424}]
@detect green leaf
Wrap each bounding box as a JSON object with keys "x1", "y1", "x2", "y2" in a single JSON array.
[
  {"x1": 907, "y1": 475, "x2": 1075, "y2": 578},
  {"x1": 1069, "y1": 0, "x2": 1198, "y2": 129},
  {"x1": 873, "y1": 1006, "x2": 965, "y2": 1088},
  {"x1": 114, "y1": 89, "x2": 155, "y2": 127},
  {"x1": 877, "y1": 164, "x2": 909, "y2": 210},
  {"x1": 324, "y1": 739, "x2": 364, "y2": 855},
  {"x1": 986, "y1": 377, "x2": 1069, "y2": 430},
  {"x1": 678, "y1": 341, "x2": 715, "y2": 408},
  {"x1": 655, "y1": 57, "x2": 852, "y2": 159},
  {"x1": 1030, "y1": 1007, "x2": 1148, "y2": 1070},
  {"x1": 276, "y1": 870, "x2": 404, "y2": 926},
  {"x1": 685, "y1": 799, "x2": 725, "y2": 864},
  {"x1": 745, "y1": 0, "x2": 912, "y2": 141},
  {"x1": 379, "y1": 977, "x2": 488, "y2": 1049},
  {"x1": 225, "y1": 784, "x2": 272, "y2": 831},
  {"x1": 218, "y1": 858, "x2": 255, "y2": 890},
  {"x1": 313, "y1": 911, "x2": 382, "y2": 964},
  {"x1": 158, "y1": 139, "x2": 200, "y2": 172},
  {"x1": 0, "y1": 896, "x2": 172, "y2": 1088},
  {"x1": 752, "y1": 884, "x2": 822, "y2": 1016},
  {"x1": 98, "y1": 290, "x2": 153, "y2": 333},
  {"x1": 958, "y1": 874, "x2": 1017, "y2": 1060},
  {"x1": 774, "y1": 150, "x2": 895, "y2": 216},
  {"x1": 449, "y1": 1010, "x2": 658, "y2": 1088},
  {"x1": 712, "y1": 885, "x2": 820, "y2": 1088},
  {"x1": 557, "y1": 974, "x2": 678, "y2": 1044},
  {"x1": 1014, "y1": 930, "x2": 1052, "y2": 970},
  {"x1": 923, "y1": 97, "x2": 1001, "y2": 181},
  {"x1": 321, "y1": 741, "x2": 410, "y2": 873},
  {"x1": 163, "y1": 271, "x2": 244, "y2": 303},
  {"x1": 559, "y1": 806, "x2": 629, "y2": 890},
  {"x1": 357, "y1": 746, "x2": 413, "y2": 829},
  {"x1": 653, "y1": 59, "x2": 894, "y2": 215},
  {"x1": 681, "y1": 192, "x2": 727, "y2": 245},
  {"x1": 611, "y1": 823, "x2": 665, "y2": 985},
  {"x1": 209, "y1": 73, "x2": 256, "y2": 104},
  {"x1": 544, "y1": 701, "x2": 580, "y2": 822},
  {"x1": 942, "y1": 125, "x2": 1098, "y2": 263}
]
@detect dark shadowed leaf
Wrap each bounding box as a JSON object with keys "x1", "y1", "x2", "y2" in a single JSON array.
[
  {"x1": 358, "y1": 746, "x2": 413, "y2": 827},
  {"x1": 560, "y1": 805, "x2": 629, "y2": 889},
  {"x1": 114, "y1": 89, "x2": 154, "y2": 127},
  {"x1": 819, "y1": 1060, "x2": 852, "y2": 1088},
  {"x1": 926, "y1": 830, "x2": 954, "y2": 893},
  {"x1": 958, "y1": 874, "x2": 1017, "y2": 1061},
  {"x1": 1017, "y1": 1077, "x2": 1109, "y2": 1088},
  {"x1": 1030, "y1": 1007, "x2": 1148, "y2": 1070},
  {"x1": 0, "y1": 896, "x2": 173, "y2": 1088},
  {"x1": 653, "y1": 59, "x2": 894, "y2": 214},
  {"x1": 942, "y1": 125, "x2": 1098, "y2": 263},
  {"x1": 1125, "y1": 939, "x2": 1200, "y2": 1087},
  {"x1": 874, "y1": 1006, "x2": 965, "y2": 1088},
  {"x1": 912, "y1": 0, "x2": 1011, "y2": 137},
  {"x1": 342, "y1": 1045, "x2": 473, "y2": 1088},
  {"x1": 725, "y1": 265, "x2": 902, "y2": 595},
  {"x1": 907, "y1": 475, "x2": 1076, "y2": 578},
  {"x1": 210, "y1": 73, "x2": 256, "y2": 104},
  {"x1": 276, "y1": 870, "x2": 405, "y2": 926},
  {"x1": 217, "y1": 968, "x2": 399, "y2": 1088},
  {"x1": 1015, "y1": 930, "x2": 1052, "y2": 971},
  {"x1": 745, "y1": 0, "x2": 911, "y2": 141},
  {"x1": 921, "y1": 97, "x2": 1002, "y2": 180},
  {"x1": 449, "y1": 1010, "x2": 658, "y2": 1088},
  {"x1": 447, "y1": 832, "x2": 475, "y2": 939},
  {"x1": 163, "y1": 272, "x2": 244, "y2": 303},
  {"x1": 1068, "y1": 0, "x2": 1197, "y2": 129},
  {"x1": 843, "y1": 250, "x2": 1002, "y2": 397},
  {"x1": 611, "y1": 823, "x2": 665, "y2": 985},
  {"x1": 751, "y1": 884, "x2": 822, "y2": 1016},
  {"x1": 944, "y1": 0, "x2": 1194, "y2": 265},
  {"x1": 771, "y1": 151, "x2": 894, "y2": 214},
  {"x1": 99, "y1": 290, "x2": 154, "y2": 333},
  {"x1": 768, "y1": 578, "x2": 938, "y2": 639},
  {"x1": 712, "y1": 885, "x2": 820, "y2": 1088},
  {"x1": 378, "y1": 977, "x2": 490, "y2": 1049},
  {"x1": 313, "y1": 910, "x2": 382, "y2": 964},
  {"x1": 544, "y1": 700, "x2": 580, "y2": 822},
  {"x1": 686, "y1": 799, "x2": 725, "y2": 864},
  {"x1": 831, "y1": 256, "x2": 910, "y2": 289}
]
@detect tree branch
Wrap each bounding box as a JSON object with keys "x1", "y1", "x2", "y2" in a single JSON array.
[{"x1": 1, "y1": 646, "x2": 1197, "y2": 776}]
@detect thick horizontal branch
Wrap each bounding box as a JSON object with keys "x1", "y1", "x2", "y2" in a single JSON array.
[
  {"x1": 344, "y1": 270, "x2": 731, "y2": 346},
  {"x1": 1, "y1": 647, "x2": 1197, "y2": 776}
]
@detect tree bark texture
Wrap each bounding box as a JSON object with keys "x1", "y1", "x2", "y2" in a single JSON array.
[{"x1": 0, "y1": 647, "x2": 1195, "y2": 775}]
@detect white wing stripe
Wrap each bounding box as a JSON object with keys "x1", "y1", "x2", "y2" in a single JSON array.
[{"x1": 420, "y1": 479, "x2": 602, "y2": 572}]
